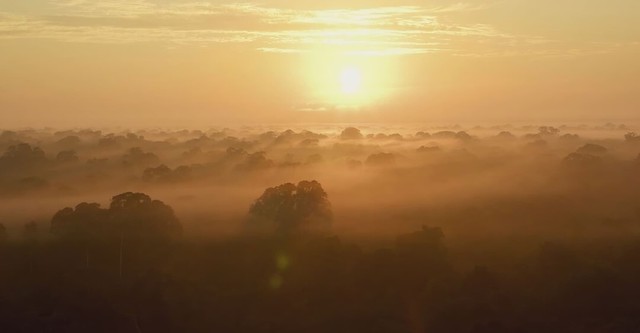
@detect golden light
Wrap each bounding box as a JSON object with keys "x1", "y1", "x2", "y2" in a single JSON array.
[
  {"x1": 340, "y1": 66, "x2": 362, "y2": 95},
  {"x1": 303, "y1": 52, "x2": 396, "y2": 109}
]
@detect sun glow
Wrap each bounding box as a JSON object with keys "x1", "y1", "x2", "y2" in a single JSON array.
[
  {"x1": 303, "y1": 53, "x2": 395, "y2": 110},
  {"x1": 340, "y1": 67, "x2": 362, "y2": 94}
]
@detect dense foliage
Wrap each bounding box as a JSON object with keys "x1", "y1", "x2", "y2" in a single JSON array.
[
  {"x1": 248, "y1": 180, "x2": 332, "y2": 234},
  {"x1": 2, "y1": 220, "x2": 640, "y2": 332}
]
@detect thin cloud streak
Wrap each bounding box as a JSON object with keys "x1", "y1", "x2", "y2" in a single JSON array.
[{"x1": 0, "y1": 1, "x2": 629, "y2": 57}]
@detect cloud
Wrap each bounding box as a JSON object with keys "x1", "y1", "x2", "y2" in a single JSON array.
[
  {"x1": 0, "y1": 1, "x2": 627, "y2": 57},
  {"x1": 426, "y1": 2, "x2": 492, "y2": 13},
  {"x1": 257, "y1": 47, "x2": 307, "y2": 54}
]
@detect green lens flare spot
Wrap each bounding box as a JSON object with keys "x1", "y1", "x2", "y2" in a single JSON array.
[
  {"x1": 269, "y1": 274, "x2": 283, "y2": 289},
  {"x1": 276, "y1": 253, "x2": 290, "y2": 271}
]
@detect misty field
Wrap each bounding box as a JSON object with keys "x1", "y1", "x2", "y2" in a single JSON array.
[{"x1": 1, "y1": 124, "x2": 640, "y2": 332}]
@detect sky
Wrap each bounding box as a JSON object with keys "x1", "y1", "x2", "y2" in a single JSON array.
[{"x1": 1, "y1": 0, "x2": 639, "y2": 127}]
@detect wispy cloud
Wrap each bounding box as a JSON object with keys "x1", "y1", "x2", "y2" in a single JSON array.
[
  {"x1": 0, "y1": 1, "x2": 625, "y2": 57},
  {"x1": 427, "y1": 2, "x2": 492, "y2": 13}
]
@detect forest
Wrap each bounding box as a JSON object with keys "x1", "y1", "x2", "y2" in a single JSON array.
[{"x1": 1, "y1": 124, "x2": 640, "y2": 332}]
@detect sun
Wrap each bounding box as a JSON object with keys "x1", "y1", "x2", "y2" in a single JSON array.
[
  {"x1": 303, "y1": 53, "x2": 395, "y2": 109},
  {"x1": 340, "y1": 67, "x2": 362, "y2": 95}
]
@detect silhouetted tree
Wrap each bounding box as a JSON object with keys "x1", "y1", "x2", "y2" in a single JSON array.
[
  {"x1": 417, "y1": 145, "x2": 441, "y2": 153},
  {"x1": 576, "y1": 143, "x2": 608, "y2": 155},
  {"x1": 55, "y1": 150, "x2": 79, "y2": 163},
  {"x1": 121, "y1": 147, "x2": 160, "y2": 168},
  {"x1": 51, "y1": 192, "x2": 181, "y2": 276},
  {"x1": 248, "y1": 180, "x2": 332, "y2": 233},
  {"x1": 372, "y1": 133, "x2": 403, "y2": 141},
  {"x1": 538, "y1": 126, "x2": 560, "y2": 136},
  {"x1": 455, "y1": 131, "x2": 473, "y2": 141},
  {"x1": 559, "y1": 133, "x2": 580, "y2": 141},
  {"x1": 142, "y1": 164, "x2": 172, "y2": 182},
  {"x1": 495, "y1": 131, "x2": 515, "y2": 140},
  {"x1": 432, "y1": 131, "x2": 457, "y2": 139},
  {"x1": 415, "y1": 131, "x2": 431, "y2": 139},
  {"x1": 235, "y1": 152, "x2": 274, "y2": 171},
  {"x1": 396, "y1": 225, "x2": 447, "y2": 265},
  {"x1": 563, "y1": 152, "x2": 602, "y2": 168},
  {"x1": 272, "y1": 129, "x2": 325, "y2": 146},
  {"x1": 0, "y1": 143, "x2": 48, "y2": 173},
  {"x1": 54, "y1": 135, "x2": 81, "y2": 148},
  {"x1": 624, "y1": 132, "x2": 640, "y2": 143},
  {"x1": 300, "y1": 138, "x2": 319, "y2": 147},
  {"x1": 51, "y1": 202, "x2": 108, "y2": 238},
  {"x1": 51, "y1": 202, "x2": 108, "y2": 268},
  {"x1": 340, "y1": 127, "x2": 363, "y2": 140},
  {"x1": 109, "y1": 192, "x2": 182, "y2": 240}
]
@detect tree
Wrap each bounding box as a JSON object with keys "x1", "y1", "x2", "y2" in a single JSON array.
[
  {"x1": 248, "y1": 180, "x2": 332, "y2": 233},
  {"x1": 51, "y1": 202, "x2": 108, "y2": 238},
  {"x1": 495, "y1": 131, "x2": 515, "y2": 140},
  {"x1": 54, "y1": 135, "x2": 81, "y2": 149},
  {"x1": 563, "y1": 152, "x2": 602, "y2": 168},
  {"x1": 340, "y1": 127, "x2": 363, "y2": 140},
  {"x1": 432, "y1": 131, "x2": 457, "y2": 139},
  {"x1": 56, "y1": 150, "x2": 79, "y2": 163},
  {"x1": 395, "y1": 225, "x2": 447, "y2": 262},
  {"x1": 576, "y1": 143, "x2": 608, "y2": 155},
  {"x1": 121, "y1": 147, "x2": 160, "y2": 169},
  {"x1": 51, "y1": 202, "x2": 108, "y2": 268},
  {"x1": 143, "y1": 164, "x2": 192, "y2": 183},
  {"x1": 455, "y1": 131, "x2": 473, "y2": 142},
  {"x1": 393, "y1": 226, "x2": 450, "y2": 291},
  {"x1": 142, "y1": 164, "x2": 172, "y2": 182},
  {"x1": 538, "y1": 126, "x2": 560, "y2": 136},
  {"x1": 109, "y1": 192, "x2": 182, "y2": 240},
  {"x1": 235, "y1": 152, "x2": 274, "y2": 171},
  {"x1": 0, "y1": 143, "x2": 48, "y2": 173},
  {"x1": 415, "y1": 131, "x2": 431, "y2": 139},
  {"x1": 50, "y1": 192, "x2": 181, "y2": 274},
  {"x1": 625, "y1": 132, "x2": 640, "y2": 142},
  {"x1": 417, "y1": 145, "x2": 441, "y2": 153},
  {"x1": 109, "y1": 192, "x2": 181, "y2": 278}
]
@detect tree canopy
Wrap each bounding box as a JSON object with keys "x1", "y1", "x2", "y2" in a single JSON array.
[
  {"x1": 51, "y1": 192, "x2": 181, "y2": 240},
  {"x1": 248, "y1": 180, "x2": 332, "y2": 233}
]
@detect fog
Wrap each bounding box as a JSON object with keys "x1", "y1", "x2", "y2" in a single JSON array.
[
  {"x1": 2, "y1": 123, "x2": 639, "y2": 242},
  {"x1": 4, "y1": 123, "x2": 640, "y2": 332}
]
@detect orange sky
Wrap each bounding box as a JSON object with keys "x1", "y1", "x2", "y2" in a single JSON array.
[{"x1": 1, "y1": 0, "x2": 639, "y2": 127}]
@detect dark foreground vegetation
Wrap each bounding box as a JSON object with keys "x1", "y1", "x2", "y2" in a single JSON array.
[{"x1": 2, "y1": 192, "x2": 640, "y2": 332}]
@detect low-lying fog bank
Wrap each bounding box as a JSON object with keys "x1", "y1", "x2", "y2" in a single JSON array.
[{"x1": 1, "y1": 123, "x2": 639, "y2": 243}]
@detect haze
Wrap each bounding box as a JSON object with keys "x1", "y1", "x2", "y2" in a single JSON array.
[
  {"x1": 1, "y1": 0, "x2": 640, "y2": 127},
  {"x1": 2, "y1": 2, "x2": 640, "y2": 332}
]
